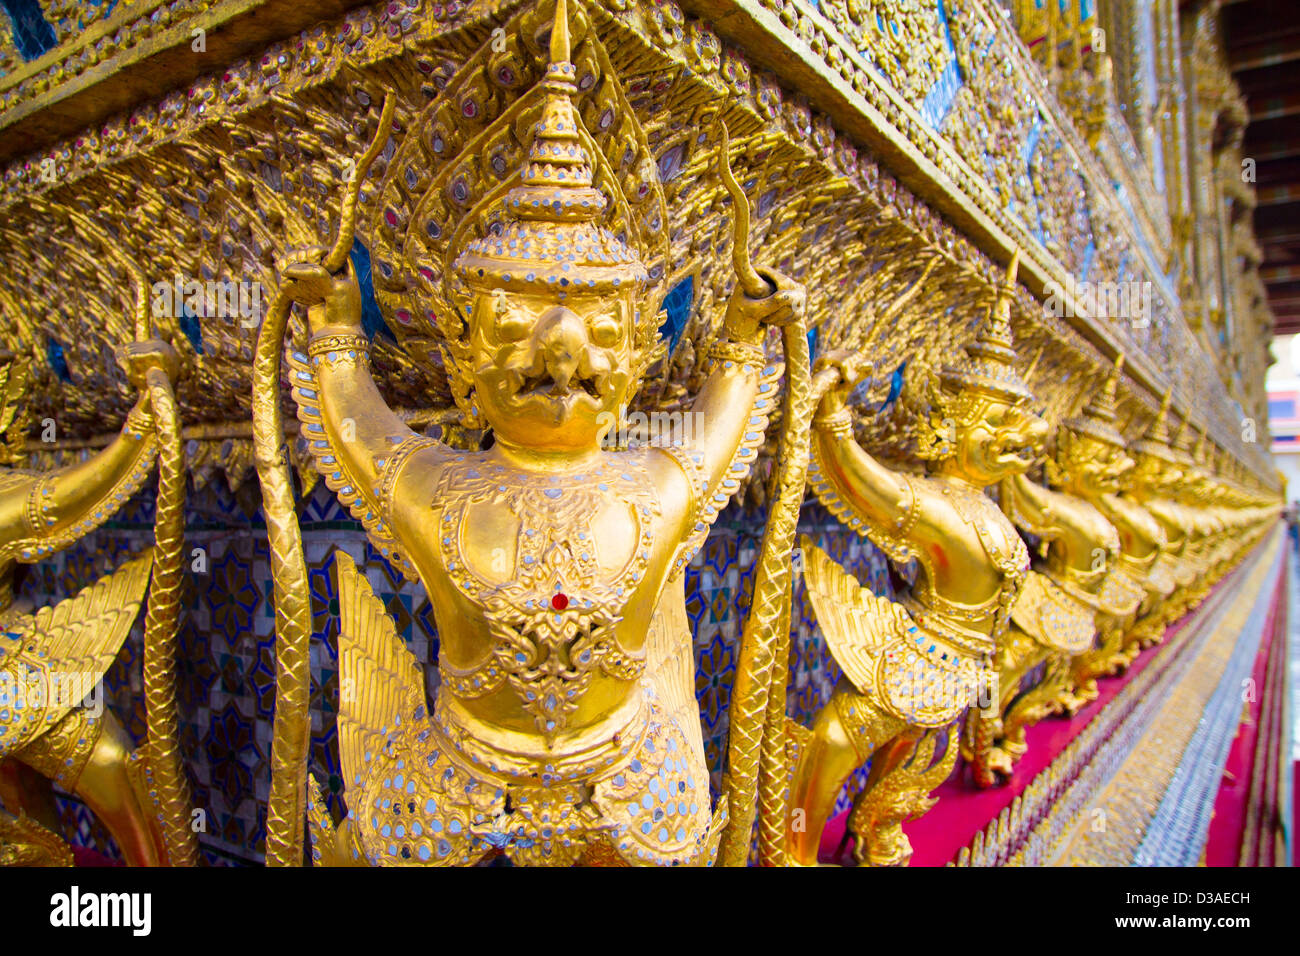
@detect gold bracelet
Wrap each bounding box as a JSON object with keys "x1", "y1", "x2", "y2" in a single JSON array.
[
  {"x1": 308, "y1": 332, "x2": 371, "y2": 362},
  {"x1": 813, "y1": 407, "x2": 854, "y2": 440},
  {"x1": 707, "y1": 338, "x2": 766, "y2": 370}
]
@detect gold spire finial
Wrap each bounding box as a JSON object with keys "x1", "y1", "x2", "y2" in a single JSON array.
[
  {"x1": 989, "y1": 249, "x2": 1019, "y2": 330},
  {"x1": 1004, "y1": 249, "x2": 1020, "y2": 293},
  {"x1": 1065, "y1": 353, "x2": 1126, "y2": 446},
  {"x1": 938, "y1": 248, "x2": 1033, "y2": 403},
  {"x1": 1192, "y1": 424, "x2": 1209, "y2": 464},
  {"x1": 550, "y1": 0, "x2": 570, "y2": 65},
  {"x1": 1142, "y1": 387, "x2": 1173, "y2": 446},
  {"x1": 1163, "y1": 412, "x2": 1196, "y2": 465},
  {"x1": 1104, "y1": 353, "x2": 1124, "y2": 401}
]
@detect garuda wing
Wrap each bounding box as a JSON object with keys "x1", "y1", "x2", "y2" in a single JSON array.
[
  {"x1": 332, "y1": 550, "x2": 425, "y2": 797},
  {"x1": 1097, "y1": 567, "x2": 1145, "y2": 619},
  {"x1": 1009, "y1": 569, "x2": 1096, "y2": 655},
  {"x1": 800, "y1": 537, "x2": 911, "y2": 695},
  {"x1": 802, "y1": 539, "x2": 981, "y2": 728},
  {"x1": 0, "y1": 554, "x2": 152, "y2": 758}
]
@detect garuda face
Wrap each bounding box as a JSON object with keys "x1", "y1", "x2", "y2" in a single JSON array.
[
  {"x1": 948, "y1": 396, "x2": 1049, "y2": 487},
  {"x1": 1058, "y1": 430, "x2": 1134, "y2": 497},
  {"x1": 467, "y1": 287, "x2": 637, "y2": 452},
  {"x1": 1131, "y1": 449, "x2": 1181, "y2": 497}
]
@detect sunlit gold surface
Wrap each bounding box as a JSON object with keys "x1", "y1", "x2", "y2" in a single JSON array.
[
  {"x1": 995, "y1": 404, "x2": 1127, "y2": 734},
  {"x1": 0, "y1": 321, "x2": 190, "y2": 864},
  {"x1": 275, "y1": 0, "x2": 804, "y2": 866}
]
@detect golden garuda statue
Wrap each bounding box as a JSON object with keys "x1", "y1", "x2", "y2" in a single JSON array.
[
  {"x1": 787, "y1": 252, "x2": 1048, "y2": 865},
  {"x1": 1164, "y1": 416, "x2": 1215, "y2": 603},
  {"x1": 0, "y1": 322, "x2": 195, "y2": 866},
  {"x1": 1185, "y1": 426, "x2": 1231, "y2": 583},
  {"x1": 254, "y1": 0, "x2": 808, "y2": 867},
  {"x1": 1208, "y1": 449, "x2": 1272, "y2": 568},
  {"x1": 1126, "y1": 393, "x2": 1200, "y2": 624},
  {"x1": 1036, "y1": 358, "x2": 1155, "y2": 686},
  {"x1": 1095, "y1": 384, "x2": 1179, "y2": 666},
  {"x1": 958, "y1": 352, "x2": 1143, "y2": 783},
  {"x1": 987, "y1": 361, "x2": 1144, "y2": 723}
]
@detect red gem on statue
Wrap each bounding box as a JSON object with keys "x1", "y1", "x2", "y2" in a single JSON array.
[{"x1": 551, "y1": 593, "x2": 568, "y2": 611}]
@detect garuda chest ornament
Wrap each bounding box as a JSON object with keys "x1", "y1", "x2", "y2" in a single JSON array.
[{"x1": 432, "y1": 456, "x2": 659, "y2": 737}]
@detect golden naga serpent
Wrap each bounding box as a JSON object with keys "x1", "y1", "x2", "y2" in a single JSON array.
[
  {"x1": 61, "y1": 205, "x2": 198, "y2": 865},
  {"x1": 257, "y1": 93, "x2": 394, "y2": 866},
  {"x1": 142, "y1": 354, "x2": 195, "y2": 865},
  {"x1": 744, "y1": 257, "x2": 933, "y2": 865},
  {"x1": 715, "y1": 120, "x2": 814, "y2": 867},
  {"x1": 126, "y1": 253, "x2": 198, "y2": 866}
]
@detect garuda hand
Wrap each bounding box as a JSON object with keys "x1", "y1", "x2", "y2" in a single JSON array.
[
  {"x1": 278, "y1": 245, "x2": 363, "y2": 334},
  {"x1": 812, "y1": 347, "x2": 869, "y2": 416},
  {"x1": 117, "y1": 338, "x2": 180, "y2": 391},
  {"x1": 722, "y1": 269, "x2": 806, "y2": 343}
]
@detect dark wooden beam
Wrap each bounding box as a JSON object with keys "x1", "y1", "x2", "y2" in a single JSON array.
[
  {"x1": 1234, "y1": 58, "x2": 1300, "y2": 96},
  {"x1": 1246, "y1": 136, "x2": 1300, "y2": 162},
  {"x1": 1248, "y1": 91, "x2": 1300, "y2": 121},
  {"x1": 1256, "y1": 185, "x2": 1300, "y2": 206},
  {"x1": 1252, "y1": 157, "x2": 1300, "y2": 186},
  {"x1": 1257, "y1": 225, "x2": 1300, "y2": 244},
  {"x1": 1261, "y1": 264, "x2": 1300, "y2": 283},
  {"x1": 1229, "y1": 33, "x2": 1300, "y2": 72},
  {"x1": 1262, "y1": 280, "x2": 1300, "y2": 298}
]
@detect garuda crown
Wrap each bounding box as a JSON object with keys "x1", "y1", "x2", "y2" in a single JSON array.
[
  {"x1": 938, "y1": 250, "x2": 1035, "y2": 407},
  {"x1": 1130, "y1": 386, "x2": 1193, "y2": 468},
  {"x1": 452, "y1": 0, "x2": 648, "y2": 297},
  {"x1": 1062, "y1": 354, "x2": 1127, "y2": 449},
  {"x1": 369, "y1": 0, "x2": 668, "y2": 426}
]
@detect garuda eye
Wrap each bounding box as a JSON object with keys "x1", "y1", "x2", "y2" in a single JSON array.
[
  {"x1": 589, "y1": 315, "x2": 620, "y2": 347},
  {"x1": 495, "y1": 308, "x2": 529, "y2": 342}
]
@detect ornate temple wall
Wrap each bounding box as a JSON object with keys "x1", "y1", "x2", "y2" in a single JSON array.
[
  {"x1": 0, "y1": 0, "x2": 1277, "y2": 476},
  {"x1": 0, "y1": 0, "x2": 1287, "y2": 868}
]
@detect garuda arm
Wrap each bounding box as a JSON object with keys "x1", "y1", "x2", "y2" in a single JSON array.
[
  {"x1": 665, "y1": 273, "x2": 803, "y2": 572},
  {"x1": 999, "y1": 471, "x2": 1062, "y2": 542},
  {"x1": 804, "y1": 350, "x2": 919, "y2": 566},
  {"x1": 279, "y1": 254, "x2": 442, "y2": 581},
  {"x1": 0, "y1": 341, "x2": 177, "y2": 563}
]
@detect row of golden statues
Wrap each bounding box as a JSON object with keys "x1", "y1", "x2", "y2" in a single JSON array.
[{"x1": 0, "y1": 0, "x2": 1279, "y2": 867}]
